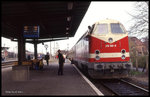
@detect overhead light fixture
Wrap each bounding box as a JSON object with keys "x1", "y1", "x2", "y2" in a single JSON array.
[
  {"x1": 66, "y1": 32, "x2": 69, "y2": 34},
  {"x1": 68, "y1": 2, "x2": 73, "y2": 10},
  {"x1": 67, "y1": 16, "x2": 71, "y2": 21},
  {"x1": 66, "y1": 27, "x2": 69, "y2": 30}
]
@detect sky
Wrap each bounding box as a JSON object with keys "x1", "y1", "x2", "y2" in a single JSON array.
[{"x1": 1, "y1": 1, "x2": 137, "y2": 55}]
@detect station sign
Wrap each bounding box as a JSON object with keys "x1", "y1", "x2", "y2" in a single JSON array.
[{"x1": 23, "y1": 25, "x2": 40, "y2": 38}]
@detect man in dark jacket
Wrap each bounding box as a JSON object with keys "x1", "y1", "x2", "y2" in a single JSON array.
[
  {"x1": 45, "y1": 52, "x2": 50, "y2": 66},
  {"x1": 57, "y1": 50, "x2": 65, "y2": 75},
  {"x1": 27, "y1": 55, "x2": 31, "y2": 60}
]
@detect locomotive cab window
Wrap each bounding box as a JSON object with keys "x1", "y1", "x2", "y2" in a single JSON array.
[
  {"x1": 110, "y1": 23, "x2": 126, "y2": 34},
  {"x1": 94, "y1": 23, "x2": 108, "y2": 34}
]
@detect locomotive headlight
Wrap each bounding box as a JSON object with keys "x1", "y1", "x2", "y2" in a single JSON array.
[
  {"x1": 95, "y1": 50, "x2": 100, "y2": 54},
  {"x1": 95, "y1": 56, "x2": 100, "y2": 60},
  {"x1": 108, "y1": 38, "x2": 113, "y2": 43},
  {"x1": 121, "y1": 49, "x2": 126, "y2": 54},
  {"x1": 121, "y1": 55, "x2": 126, "y2": 59}
]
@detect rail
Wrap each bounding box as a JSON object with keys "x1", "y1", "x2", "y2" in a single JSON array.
[{"x1": 100, "y1": 79, "x2": 149, "y2": 96}]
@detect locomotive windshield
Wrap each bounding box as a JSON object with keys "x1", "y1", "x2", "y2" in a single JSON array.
[
  {"x1": 110, "y1": 23, "x2": 126, "y2": 34},
  {"x1": 95, "y1": 23, "x2": 108, "y2": 34}
]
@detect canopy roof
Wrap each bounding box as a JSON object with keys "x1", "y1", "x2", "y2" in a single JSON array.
[{"x1": 2, "y1": 1, "x2": 90, "y2": 43}]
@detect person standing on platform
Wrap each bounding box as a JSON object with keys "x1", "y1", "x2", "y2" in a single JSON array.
[
  {"x1": 57, "y1": 49, "x2": 65, "y2": 75},
  {"x1": 45, "y1": 52, "x2": 50, "y2": 66},
  {"x1": 27, "y1": 55, "x2": 31, "y2": 60}
]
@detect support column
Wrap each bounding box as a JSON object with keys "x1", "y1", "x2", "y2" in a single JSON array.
[
  {"x1": 12, "y1": 34, "x2": 29, "y2": 81},
  {"x1": 18, "y1": 38, "x2": 26, "y2": 65},
  {"x1": 34, "y1": 40, "x2": 37, "y2": 59},
  {"x1": 50, "y1": 41, "x2": 51, "y2": 60}
]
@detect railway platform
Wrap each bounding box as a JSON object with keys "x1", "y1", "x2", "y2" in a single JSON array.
[{"x1": 2, "y1": 59, "x2": 103, "y2": 96}]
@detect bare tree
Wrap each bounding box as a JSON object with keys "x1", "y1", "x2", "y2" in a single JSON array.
[{"x1": 128, "y1": 1, "x2": 149, "y2": 38}]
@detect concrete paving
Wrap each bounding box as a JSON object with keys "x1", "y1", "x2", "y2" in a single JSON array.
[{"x1": 2, "y1": 60, "x2": 99, "y2": 96}]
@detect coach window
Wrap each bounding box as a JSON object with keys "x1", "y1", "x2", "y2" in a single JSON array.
[
  {"x1": 95, "y1": 23, "x2": 108, "y2": 34},
  {"x1": 110, "y1": 23, "x2": 126, "y2": 34}
]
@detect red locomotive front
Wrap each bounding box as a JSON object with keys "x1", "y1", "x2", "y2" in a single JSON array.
[
  {"x1": 89, "y1": 20, "x2": 130, "y2": 62},
  {"x1": 69, "y1": 19, "x2": 132, "y2": 79}
]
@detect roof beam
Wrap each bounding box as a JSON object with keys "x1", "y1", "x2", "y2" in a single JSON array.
[{"x1": 11, "y1": 37, "x2": 69, "y2": 44}]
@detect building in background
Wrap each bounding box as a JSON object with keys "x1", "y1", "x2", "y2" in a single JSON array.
[{"x1": 129, "y1": 37, "x2": 148, "y2": 56}]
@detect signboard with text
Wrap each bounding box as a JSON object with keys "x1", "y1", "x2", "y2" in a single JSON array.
[{"x1": 24, "y1": 25, "x2": 40, "y2": 38}]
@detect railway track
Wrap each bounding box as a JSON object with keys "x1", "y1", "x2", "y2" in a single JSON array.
[
  {"x1": 99, "y1": 79, "x2": 149, "y2": 96},
  {"x1": 74, "y1": 63, "x2": 149, "y2": 96},
  {"x1": 73, "y1": 63, "x2": 149, "y2": 96},
  {"x1": 74, "y1": 64, "x2": 148, "y2": 95}
]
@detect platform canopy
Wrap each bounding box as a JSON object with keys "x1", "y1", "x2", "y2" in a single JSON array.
[{"x1": 2, "y1": 1, "x2": 91, "y2": 43}]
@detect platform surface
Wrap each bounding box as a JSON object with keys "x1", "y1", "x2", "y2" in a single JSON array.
[{"x1": 2, "y1": 60, "x2": 100, "y2": 96}]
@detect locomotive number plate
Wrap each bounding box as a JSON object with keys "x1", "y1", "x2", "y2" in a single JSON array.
[{"x1": 105, "y1": 44, "x2": 117, "y2": 48}]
